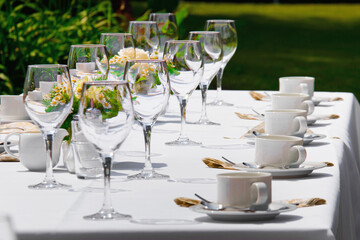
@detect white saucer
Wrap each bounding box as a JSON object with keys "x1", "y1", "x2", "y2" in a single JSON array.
[
  {"x1": 244, "y1": 133, "x2": 326, "y2": 146},
  {"x1": 0, "y1": 119, "x2": 32, "y2": 123},
  {"x1": 303, "y1": 133, "x2": 326, "y2": 145},
  {"x1": 234, "y1": 162, "x2": 327, "y2": 178},
  {"x1": 189, "y1": 202, "x2": 297, "y2": 222}
]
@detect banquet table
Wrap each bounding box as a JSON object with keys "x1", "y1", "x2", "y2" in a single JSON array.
[{"x1": 1, "y1": 90, "x2": 360, "y2": 240}]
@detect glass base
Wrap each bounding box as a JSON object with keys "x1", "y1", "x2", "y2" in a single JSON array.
[
  {"x1": 190, "y1": 119, "x2": 220, "y2": 126},
  {"x1": 208, "y1": 99, "x2": 233, "y2": 106},
  {"x1": 28, "y1": 179, "x2": 71, "y2": 190},
  {"x1": 165, "y1": 138, "x2": 201, "y2": 146},
  {"x1": 84, "y1": 208, "x2": 132, "y2": 221},
  {"x1": 127, "y1": 170, "x2": 169, "y2": 180}
]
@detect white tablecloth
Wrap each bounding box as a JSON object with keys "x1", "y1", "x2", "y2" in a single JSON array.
[{"x1": 1, "y1": 90, "x2": 359, "y2": 240}]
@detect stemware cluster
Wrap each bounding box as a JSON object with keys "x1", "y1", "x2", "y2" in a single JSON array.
[{"x1": 22, "y1": 14, "x2": 238, "y2": 221}]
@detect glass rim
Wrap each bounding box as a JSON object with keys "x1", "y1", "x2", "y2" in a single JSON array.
[
  {"x1": 126, "y1": 59, "x2": 166, "y2": 64},
  {"x1": 189, "y1": 31, "x2": 220, "y2": 35},
  {"x1": 206, "y1": 19, "x2": 235, "y2": 23},
  {"x1": 149, "y1": 13, "x2": 175, "y2": 16},
  {"x1": 166, "y1": 40, "x2": 200, "y2": 44},
  {"x1": 82, "y1": 80, "x2": 129, "y2": 86},
  {"x1": 70, "y1": 44, "x2": 105, "y2": 48},
  {"x1": 28, "y1": 64, "x2": 69, "y2": 68},
  {"x1": 100, "y1": 33, "x2": 132, "y2": 36},
  {"x1": 129, "y1": 21, "x2": 157, "y2": 24}
]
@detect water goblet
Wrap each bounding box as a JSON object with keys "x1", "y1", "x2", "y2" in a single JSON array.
[
  {"x1": 163, "y1": 40, "x2": 204, "y2": 146},
  {"x1": 125, "y1": 59, "x2": 170, "y2": 179},
  {"x1": 78, "y1": 81, "x2": 134, "y2": 220},
  {"x1": 23, "y1": 64, "x2": 73, "y2": 189},
  {"x1": 68, "y1": 44, "x2": 109, "y2": 84},
  {"x1": 100, "y1": 33, "x2": 135, "y2": 81},
  {"x1": 128, "y1": 21, "x2": 160, "y2": 59},
  {"x1": 149, "y1": 13, "x2": 178, "y2": 57},
  {"x1": 189, "y1": 31, "x2": 223, "y2": 125},
  {"x1": 205, "y1": 20, "x2": 238, "y2": 106}
]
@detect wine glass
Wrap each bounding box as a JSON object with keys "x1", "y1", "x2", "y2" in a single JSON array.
[
  {"x1": 78, "y1": 81, "x2": 134, "y2": 220},
  {"x1": 100, "y1": 33, "x2": 136, "y2": 81},
  {"x1": 189, "y1": 31, "x2": 223, "y2": 125},
  {"x1": 68, "y1": 44, "x2": 109, "y2": 83},
  {"x1": 205, "y1": 20, "x2": 237, "y2": 106},
  {"x1": 23, "y1": 64, "x2": 73, "y2": 189},
  {"x1": 128, "y1": 21, "x2": 160, "y2": 59},
  {"x1": 125, "y1": 59, "x2": 170, "y2": 179},
  {"x1": 164, "y1": 40, "x2": 204, "y2": 146},
  {"x1": 148, "y1": 13, "x2": 178, "y2": 57}
]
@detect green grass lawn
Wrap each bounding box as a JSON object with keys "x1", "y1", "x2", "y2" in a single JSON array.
[{"x1": 135, "y1": 2, "x2": 360, "y2": 98}]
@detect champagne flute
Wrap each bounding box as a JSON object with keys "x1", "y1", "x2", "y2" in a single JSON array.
[
  {"x1": 68, "y1": 44, "x2": 109, "y2": 84},
  {"x1": 164, "y1": 40, "x2": 204, "y2": 146},
  {"x1": 149, "y1": 13, "x2": 178, "y2": 57},
  {"x1": 78, "y1": 81, "x2": 134, "y2": 220},
  {"x1": 100, "y1": 33, "x2": 136, "y2": 81},
  {"x1": 206, "y1": 20, "x2": 237, "y2": 106},
  {"x1": 189, "y1": 31, "x2": 223, "y2": 125},
  {"x1": 125, "y1": 59, "x2": 170, "y2": 179},
  {"x1": 128, "y1": 21, "x2": 160, "y2": 59},
  {"x1": 23, "y1": 64, "x2": 73, "y2": 189}
]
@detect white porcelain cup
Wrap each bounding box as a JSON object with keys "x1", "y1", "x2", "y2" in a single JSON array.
[
  {"x1": 39, "y1": 81, "x2": 56, "y2": 97},
  {"x1": 271, "y1": 93, "x2": 314, "y2": 115},
  {"x1": 4, "y1": 129, "x2": 68, "y2": 171},
  {"x1": 255, "y1": 135, "x2": 306, "y2": 168},
  {"x1": 265, "y1": 109, "x2": 307, "y2": 137},
  {"x1": 217, "y1": 172, "x2": 272, "y2": 211},
  {"x1": 0, "y1": 95, "x2": 29, "y2": 120},
  {"x1": 76, "y1": 62, "x2": 96, "y2": 73},
  {"x1": 279, "y1": 76, "x2": 315, "y2": 97}
]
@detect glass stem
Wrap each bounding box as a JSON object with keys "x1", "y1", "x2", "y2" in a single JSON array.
[
  {"x1": 178, "y1": 97, "x2": 188, "y2": 140},
  {"x1": 200, "y1": 84, "x2": 209, "y2": 120},
  {"x1": 100, "y1": 153, "x2": 114, "y2": 211},
  {"x1": 216, "y1": 67, "x2": 225, "y2": 100},
  {"x1": 44, "y1": 133, "x2": 55, "y2": 182},
  {"x1": 142, "y1": 124, "x2": 153, "y2": 172}
]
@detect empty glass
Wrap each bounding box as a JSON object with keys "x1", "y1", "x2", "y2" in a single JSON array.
[
  {"x1": 189, "y1": 31, "x2": 223, "y2": 125},
  {"x1": 23, "y1": 64, "x2": 73, "y2": 189},
  {"x1": 164, "y1": 40, "x2": 204, "y2": 146},
  {"x1": 125, "y1": 59, "x2": 170, "y2": 179},
  {"x1": 149, "y1": 13, "x2": 178, "y2": 57},
  {"x1": 100, "y1": 33, "x2": 135, "y2": 81},
  {"x1": 128, "y1": 21, "x2": 160, "y2": 59},
  {"x1": 78, "y1": 81, "x2": 134, "y2": 220},
  {"x1": 205, "y1": 20, "x2": 238, "y2": 106},
  {"x1": 68, "y1": 44, "x2": 109, "y2": 83}
]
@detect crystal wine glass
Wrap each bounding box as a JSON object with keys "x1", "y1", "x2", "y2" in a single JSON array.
[
  {"x1": 100, "y1": 33, "x2": 135, "y2": 81},
  {"x1": 205, "y1": 20, "x2": 237, "y2": 106},
  {"x1": 189, "y1": 31, "x2": 223, "y2": 125},
  {"x1": 125, "y1": 59, "x2": 170, "y2": 179},
  {"x1": 164, "y1": 40, "x2": 204, "y2": 146},
  {"x1": 68, "y1": 44, "x2": 109, "y2": 85},
  {"x1": 148, "y1": 13, "x2": 178, "y2": 58},
  {"x1": 128, "y1": 21, "x2": 160, "y2": 59},
  {"x1": 23, "y1": 64, "x2": 73, "y2": 189},
  {"x1": 78, "y1": 81, "x2": 134, "y2": 220}
]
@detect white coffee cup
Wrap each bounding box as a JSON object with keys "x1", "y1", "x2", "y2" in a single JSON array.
[
  {"x1": 39, "y1": 81, "x2": 56, "y2": 97},
  {"x1": 255, "y1": 135, "x2": 306, "y2": 168},
  {"x1": 217, "y1": 172, "x2": 272, "y2": 211},
  {"x1": 0, "y1": 95, "x2": 29, "y2": 120},
  {"x1": 4, "y1": 129, "x2": 68, "y2": 171},
  {"x1": 265, "y1": 109, "x2": 307, "y2": 137},
  {"x1": 279, "y1": 76, "x2": 315, "y2": 97},
  {"x1": 271, "y1": 93, "x2": 314, "y2": 115},
  {"x1": 76, "y1": 62, "x2": 96, "y2": 73}
]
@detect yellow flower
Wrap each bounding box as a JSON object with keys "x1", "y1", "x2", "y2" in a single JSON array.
[{"x1": 102, "y1": 101, "x2": 111, "y2": 109}]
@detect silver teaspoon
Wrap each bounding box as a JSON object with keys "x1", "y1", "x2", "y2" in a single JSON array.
[{"x1": 194, "y1": 193, "x2": 253, "y2": 212}]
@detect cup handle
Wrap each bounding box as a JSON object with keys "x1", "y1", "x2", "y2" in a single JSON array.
[
  {"x1": 303, "y1": 100, "x2": 314, "y2": 115},
  {"x1": 293, "y1": 116, "x2": 307, "y2": 136},
  {"x1": 250, "y1": 182, "x2": 269, "y2": 210},
  {"x1": 289, "y1": 145, "x2": 307, "y2": 167},
  {"x1": 4, "y1": 132, "x2": 21, "y2": 158},
  {"x1": 300, "y1": 83, "x2": 309, "y2": 95}
]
